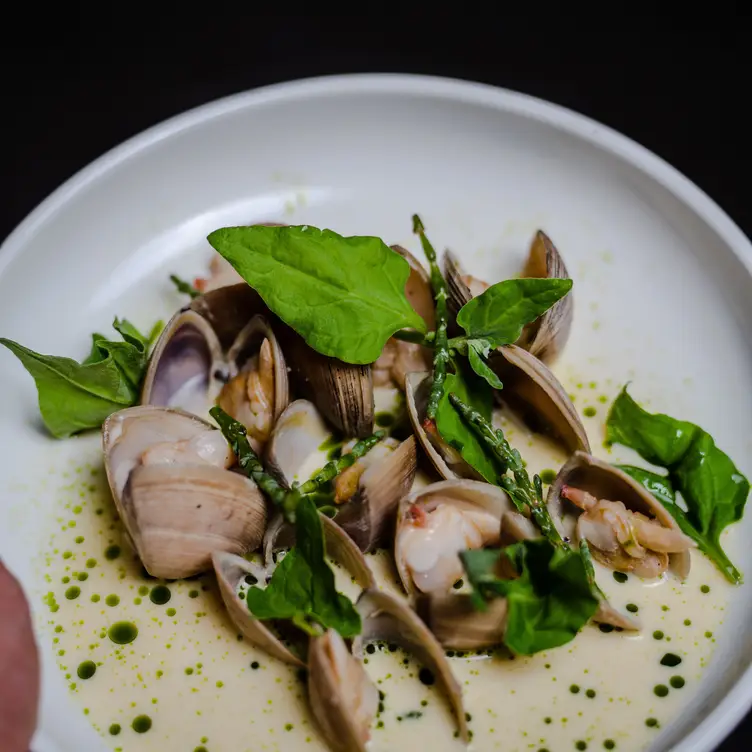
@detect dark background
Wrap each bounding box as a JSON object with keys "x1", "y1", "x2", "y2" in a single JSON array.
[{"x1": 1, "y1": 16, "x2": 750, "y2": 751}]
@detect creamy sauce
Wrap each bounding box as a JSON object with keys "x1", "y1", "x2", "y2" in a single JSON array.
[{"x1": 38, "y1": 391, "x2": 729, "y2": 751}]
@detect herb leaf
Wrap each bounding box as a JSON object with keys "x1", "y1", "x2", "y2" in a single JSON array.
[
  {"x1": 461, "y1": 539, "x2": 598, "y2": 655},
  {"x1": 456, "y1": 278, "x2": 573, "y2": 347},
  {"x1": 207, "y1": 225, "x2": 426, "y2": 364},
  {"x1": 435, "y1": 365, "x2": 499, "y2": 483},
  {"x1": 0, "y1": 319, "x2": 157, "y2": 438},
  {"x1": 616, "y1": 465, "x2": 676, "y2": 508},
  {"x1": 170, "y1": 274, "x2": 200, "y2": 299},
  {"x1": 466, "y1": 339, "x2": 504, "y2": 389},
  {"x1": 246, "y1": 496, "x2": 361, "y2": 637},
  {"x1": 607, "y1": 387, "x2": 748, "y2": 583}
]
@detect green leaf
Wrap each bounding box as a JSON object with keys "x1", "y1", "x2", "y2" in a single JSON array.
[
  {"x1": 466, "y1": 339, "x2": 504, "y2": 389},
  {"x1": 435, "y1": 364, "x2": 499, "y2": 483},
  {"x1": 0, "y1": 319, "x2": 155, "y2": 439},
  {"x1": 246, "y1": 496, "x2": 361, "y2": 637},
  {"x1": 605, "y1": 387, "x2": 697, "y2": 466},
  {"x1": 207, "y1": 224, "x2": 426, "y2": 364},
  {"x1": 456, "y1": 278, "x2": 573, "y2": 347},
  {"x1": 606, "y1": 387, "x2": 748, "y2": 584},
  {"x1": 170, "y1": 274, "x2": 200, "y2": 299},
  {"x1": 616, "y1": 465, "x2": 676, "y2": 508},
  {"x1": 461, "y1": 539, "x2": 598, "y2": 655}
]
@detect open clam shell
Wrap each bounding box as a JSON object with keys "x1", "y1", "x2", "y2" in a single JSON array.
[
  {"x1": 395, "y1": 479, "x2": 514, "y2": 596},
  {"x1": 212, "y1": 551, "x2": 305, "y2": 667},
  {"x1": 488, "y1": 345, "x2": 590, "y2": 454},
  {"x1": 444, "y1": 231, "x2": 573, "y2": 363},
  {"x1": 308, "y1": 629, "x2": 379, "y2": 752},
  {"x1": 516, "y1": 231, "x2": 573, "y2": 363},
  {"x1": 266, "y1": 399, "x2": 417, "y2": 552},
  {"x1": 103, "y1": 406, "x2": 268, "y2": 579},
  {"x1": 353, "y1": 588, "x2": 469, "y2": 743},
  {"x1": 547, "y1": 451, "x2": 691, "y2": 580}
]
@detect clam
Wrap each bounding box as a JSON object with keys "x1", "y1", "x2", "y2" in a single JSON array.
[
  {"x1": 266, "y1": 399, "x2": 418, "y2": 552},
  {"x1": 214, "y1": 509, "x2": 376, "y2": 667},
  {"x1": 212, "y1": 551, "x2": 305, "y2": 667},
  {"x1": 548, "y1": 451, "x2": 693, "y2": 580},
  {"x1": 308, "y1": 629, "x2": 379, "y2": 752},
  {"x1": 143, "y1": 299, "x2": 289, "y2": 450},
  {"x1": 307, "y1": 589, "x2": 470, "y2": 750},
  {"x1": 395, "y1": 480, "x2": 515, "y2": 596},
  {"x1": 353, "y1": 589, "x2": 469, "y2": 742},
  {"x1": 444, "y1": 231, "x2": 572, "y2": 362},
  {"x1": 102, "y1": 405, "x2": 267, "y2": 579},
  {"x1": 406, "y1": 348, "x2": 589, "y2": 482}
]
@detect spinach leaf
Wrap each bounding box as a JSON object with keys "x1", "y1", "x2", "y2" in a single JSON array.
[
  {"x1": 0, "y1": 318, "x2": 158, "y2": 439},
  {"x1": 456, "y1": 278, "x2": 573, "y2": 347},
  {"x1": 616, "y1": 465, "x2": 676, "y2": 508},
  {"x1": 466, "y1": 339, "x2": 504, "y2": 390},
  {"x1": 246, "y1": 495, "x2": 361, "y2": 638},
  {"x1": 461, "y1": 538, "x2": 598, "y2": 655},
  {"x1": 435, "y1": 364, "x2": 499, "y2": 483},
  {"x1": 607, "y1": 387, "x2": 748, "y2": 583},
  {"x1": 207, "y1": 225, "x2": 426, "y2": 364}
]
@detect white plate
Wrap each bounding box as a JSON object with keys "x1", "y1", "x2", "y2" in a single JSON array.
[{"x1": 1, "y1": 74, "x2": 751, "y2": 752}]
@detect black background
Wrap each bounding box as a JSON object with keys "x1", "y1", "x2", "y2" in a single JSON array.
[{"x1": 1, "y1": 15, "x2": 751, "y2": 752}]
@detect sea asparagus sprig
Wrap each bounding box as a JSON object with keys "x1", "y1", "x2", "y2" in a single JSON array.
[
  {"x1": 448, "y1": 393, "x2": 564, "y2": 546},
  {"x1": 170, "y1": 274, "x2": 200, "y2": 299},
  {"x1": 211, "y1": 406, "x2": 384, "y2": 521},
  {"x1": 413, "y1": 214, "x2": 450, "y2": 424},
  {"x1": 296, "y1": 431, "x2": 385, "y2": 495},
  {"x1": 210, "y1": 406, "x2": 297, "y2": 518}
]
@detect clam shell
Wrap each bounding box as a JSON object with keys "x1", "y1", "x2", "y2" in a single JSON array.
[
  {"x1": 488, "y1": 345, "x2": 590, "y2": 454},
  {"x1": 122, "y1": 462, "x2": 267, "y2": 579},
  {"x1": 354, "y1": 588, "x2": 469, "y2": 743},
  {"x1": 212, "y1": 551, "x2": 304, "y2": 667},
  {"x1": 416, "y1": 593, "x2": 508, "y2": 650},
  {"x1": 547, "y1": 451, "x2": 691, "y2": 579},
  {"x1": 443, "y1": 250, "x2": 474, "y2": 324},
  {"x1": 308, "y1": 630, "x2": 379, "y2": 752},
  {"x1": 394, "y1": 479, "x2": 514, "y2": 596},
  {"x1": 390, "y1": 244, "x2": 436, "y2": 329},
  {"x1": 141, "y1": 309, "x2": 223, "y2": 414},
  {"x1": 516, "y1": 231, "x2": 573, "y2": 363}
]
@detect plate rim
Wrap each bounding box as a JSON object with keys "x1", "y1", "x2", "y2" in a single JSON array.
[{"x1": 3, "y1": 73, "x2": 750, "y2": 752}]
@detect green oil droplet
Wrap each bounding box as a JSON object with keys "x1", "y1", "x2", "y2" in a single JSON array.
[
  {"x1": 85, "y1": 558, "x2": 97, "y2": 569},
  {"x1": 65, "y1": 586, "x2": 81, "y2": 600},
  {"x1": 104, "y1": 545, "x2": 121, "y2": 560},
  {"x1": 660, "y1": 653, "x2": 682, "y2": 667},
  {"x1": 149, "y1": 585, "x2": 171, "y2": 605},
  {"x1": 132, "y1": 714, "x2": 152, "y2": 733},
  {"x1": 166, "y1": 607, "x2": 176, "y2": 617},
  {"x1": 105, "y1": 594, "x2": 120, "y2": 607},
  {"x1": 613, "y1": 572, "x2": 628, "y2": 583},
  {"x1": 108, "y1": 621, "x2": 138, "y2": 645},
  {"x1": 700, "y1": 584, "x2": 710, "y2": 594},
  {"x1": 539, "y1": 469, "x2": 557, "y2": 484},
  {"x1": 583, "y1": 406, "x2": 597, "y2": 418},
  {"x1": 109, "y1": 723, "x2": 121, "y2": 735},
  {"x1": 654, "y1": 684, "x2": 669, "y2": 698},
  {"x1": 670, "y1": 676, "x2": 685, "y2": 689},
  {"x1": 626, "y1": 603, "x2": 638, "y2": 613},
  {"x1": 77, "y1": 661, "x2": 96, "y2": 680}
]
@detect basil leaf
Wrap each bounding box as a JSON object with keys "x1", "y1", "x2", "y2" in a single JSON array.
[
  {"x1": 466, "y1": 339, "x2": 504, "y2": 390},
  {"x1": 461, "y1": 539, "x2": 598, "y2": 655},
  {"x1": 456, "y1": 278, "x2": 573, "y2": 347},
  {"x1": 435, "y1": 364, "x2": 499, "y2": 483},
  {"x1": 0, "y1": 319, "x2": 156, "y2": 439},
  {"x1": 208, "y1": 225, "x2": 426, "y2": 364},
  {"x1": 606, "y1": 387, "x2": 748, "y2": 584},
  {"x1": 246, "y1": 496, "x2": 361, "y2": 638}
]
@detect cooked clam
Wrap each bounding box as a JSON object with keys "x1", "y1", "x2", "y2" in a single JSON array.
[
  {"x1": 395, "y1": 480, "x2": 514, "y2": 596},
  {"x1": 444, "y1": 230, "x2": 573, "y2": 363},
  {"x1": 212, "y1": 551, "x2": 305, "y2": 667},
  {"x1": 266, "y1": 399, "x2": 417, "y2": 552},
  {"x1": 405, "y1": 349, "x2": 588, "y2": 482},
  {"x1": 548, "y1": 451, "x2": 693, "y2": 579},
  {"x1": 143, "y1": 301, "x2": 289, "y2": 449},
  {"x1": 103, "y1": 406, "x2": 267, "y2": 579}
]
